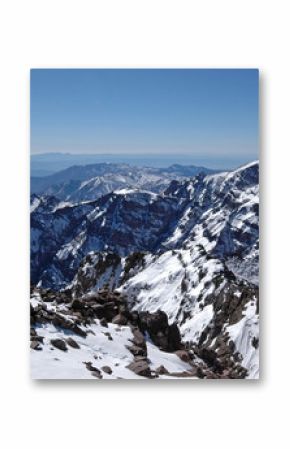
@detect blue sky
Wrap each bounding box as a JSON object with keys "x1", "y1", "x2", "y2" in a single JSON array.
[{"x1": 30, "y1": 69, "x2": 258, "y2": 167}]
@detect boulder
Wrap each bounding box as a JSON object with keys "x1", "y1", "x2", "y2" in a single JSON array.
[
  {"x1": 30, "y1": 340, "x2": 42, "y2": 351},
  {"x1": 139, "y1": 310, "x2": 168, "y2": 334},
  {"x1": 91, "y1": 304, "x2": 105, "y2": 319},
  {"x1": 138, "y1": 310, "x2": 181, "y2": 352},
  {"x1": 252, "y1": 336, "x2": 259, "y2": 349},
  {"x1": 175, "y1": 349, "x2": 191, "y2": 362},
  {"x1": 50, "y1": 338, "x2": 67, "y2": 351},
  {"x1": 31, "y1": 335, "x2": 44, "y2": 344},
  {"x1": 220, "y1": 369, "x2": 231, "y2": 378},
  {"x1": 112, "y1": 314, "x2": 127, "y2": 325},
  {"x1": 167, "y1": 323, "x2": 181, "y2": 351},
  {"x1": 216, "y1": 345, "x2": 230, "y2": 358},
  {"x1": 66, "y1": 337, "x2": 80, "y2": 349},
  {"x1": 103, "y1": 302, "x2": 119, "y2": 320},
  {"x1": 71, "y1": 324, "x2": 87, "y2": 337},
  {"x1": 101, "y1": 366, "x2": 112, "y2": 375},
  {"x1": 155, "y1": 365, "x2": 169, "y2": 375},
  {"x1": 99, "y1": 317, "x2": 108, "y2": 327},
  {"x1": 203, "y1": 370, "x2": 219, "y2": 379},
  {"x1": 128, "y1": 345, "x2": 147, "y2": 357},
  {"x1": 199, "y1": 348, "x2": 217, "y2": 365},
  {"x1": 126, "y1": 360, "x2": 151, "y2": 378},
  {"x1": 84, "y1": 362, "x2": 102, "y2": 379},
  {"x1": 71, "y1": 299, "x2": 85, "y2": 311},
  {"x1": 196, "y1": 367, "x2": 205, "y2": 378},
  {"x1": 134, "y1": 356, "x2": 149, "y2": 362},
  {"x1": 43, "y1": 295, "x2": 55, "y2": 303},
  {"x1": 131, "y1": 328, "x2": 146, "y2": 347},
  {"x1": 104, "y1": 332, "x2": 113, "y2": 341},
  {"x1": 52, "y1": 314, "x2": 72, "y2": 330}
]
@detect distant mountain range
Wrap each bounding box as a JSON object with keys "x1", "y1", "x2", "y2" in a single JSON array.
[
  {"x1": 31, "y1": 162, "x2": 217, "y2": 202},
  {"x1": 31, "y1": 152, "x2": 251, "y2": 176}
]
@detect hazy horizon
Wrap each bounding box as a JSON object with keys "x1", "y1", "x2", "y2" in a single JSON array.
[
  {"x1": 30, "y1": 151, "x2": 258, "y2": 176},
  {"x1": 31, "y1": 69, "x2": 259, "y2": 168}
]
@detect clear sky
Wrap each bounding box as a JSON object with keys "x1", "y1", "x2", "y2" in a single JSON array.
[{"x1": 30, "y1": 69, "x2": 258, "y2": 166}]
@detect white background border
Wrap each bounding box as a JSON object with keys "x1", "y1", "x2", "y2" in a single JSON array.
[{"x1": 0, "y1": 1, "x2": 289, "y2": 447}]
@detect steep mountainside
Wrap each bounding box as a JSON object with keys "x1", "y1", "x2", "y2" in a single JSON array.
[
  {"x1": 31, "y1": 189, "x2": 182, "y2": 287},
  {"x1": 31, "y1": 161, "x2": 258, "y2": 288}
]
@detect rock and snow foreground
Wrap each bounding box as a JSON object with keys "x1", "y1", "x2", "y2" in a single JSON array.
[
  {"x1": 30, "y1": 287, "x2": 250, "y2": 379},
  {"x1": 31, "y1": 161, "x2": 259, "y2": 379}
]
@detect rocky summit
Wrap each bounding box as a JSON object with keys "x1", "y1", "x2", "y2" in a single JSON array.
[{"x1": 30, "y1": 161, "x2": 259, "y2": 379}]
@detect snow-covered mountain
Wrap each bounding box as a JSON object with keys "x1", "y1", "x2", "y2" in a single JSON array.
[
  {"x1": 31, "y1": 161, "x2": 258, "y2": 287},
  {"x1": 30, "y1": 161, "x2": 259, "y2": 379},
  {"x1": 31, "y1": 162, "x2": 216, "y2": 203}
]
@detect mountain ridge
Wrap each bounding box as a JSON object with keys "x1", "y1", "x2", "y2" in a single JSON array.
[{"x1": 30, "y1": 162, "x2": 218, "y2": 202}]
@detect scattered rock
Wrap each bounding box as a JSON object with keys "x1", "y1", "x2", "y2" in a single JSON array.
[
  {"x1": 112, "y1": 314, "x2": 127, "y2": 325},
  {"x1": 66, "y1": 337, "x2": 80, "y2": 349},
  {"x1": 30, "y1": 340, "x2": 42, "y2": 350},
  {"x1": 196, "y1": 367, "x2": 205, "y2": 378},
  {"x1": 134, "y1": 355, "x2": 149, "y2": 362},
  {"x1": 104, "y1": 332, "x2": 113, "y2": 341},
  {"x1": 52, "y1": 314, "x2": 72, "y2": 329},
  {"x1": 128, "y1": 345, "x2": 147, "y2": 357},
  {"x1": 199, "y1": 348, "x2": 217, "y2": 365},
  {"x1": 43, "y1": 295, "x2": 55, "y2": 303},
  {"x1": 99, "y1": 317, "x2": 108, "y2": 327},
  {"x1": 131, "y1": 328, "x2": 145, "y2": 347},
  {"x1": 166, "y1": 369, "x2": 199, "y2": 378},
  {"x1": 139, "y1": 310, "x2": 168, "y2": 334},
  {"x1": 138, "y1": 310, "x2": 181, "y2": 352},
  {"x1": 155, "y1": 365, "x2": 169, "y2": 375},
  {"x1": 50, "y1": 338, "x2": 67, "y2": 351},
  {"x1": 91, "y1": 304, "x2": 105, "y2": 319},
  {"x1": 175, "y1": 349, "x2": 191, "y2": 362},
  {"x1": 83, "y1": 362, "x2": 102, "y2": 378},
  {"x1": 31, "y1": 335, "x2": 44, "y2": 344},
  {"x1": 252, "y1": 336, "x2": 259, "y2": 349},
  {"x1": 71, "y1": 298, "x2": 84, "y2": 310},
  {"x1": 101, "y1": 366, "x2": 112, "y2": 375},
  {"x1": 126, "y1": 360, "x2": 151, "y2": 378},
  {"x1": 71, "y1": 324, "x2": 87, "y2": 337}
]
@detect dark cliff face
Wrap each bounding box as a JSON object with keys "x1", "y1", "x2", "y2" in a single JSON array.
[{"x1": 31, "y1": 190, "x2": 181, "y2": 287}]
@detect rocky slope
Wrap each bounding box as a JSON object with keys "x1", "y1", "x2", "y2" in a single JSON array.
[
  {"x1": 67, "y1": 247, "x2": 259, "y2": 378},
  {"x1": 30, "y1": 286, "x2": 249, "y2": 379}
]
